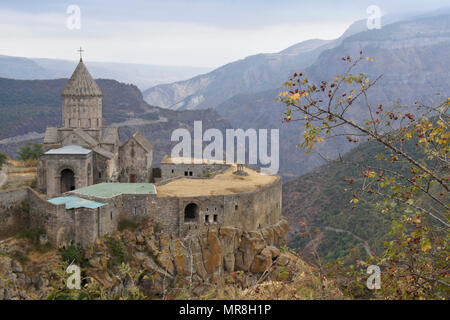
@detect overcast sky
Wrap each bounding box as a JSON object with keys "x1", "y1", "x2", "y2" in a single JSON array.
[{"x1": 0, "y1": 0, "x2": 448, "y2": 68}]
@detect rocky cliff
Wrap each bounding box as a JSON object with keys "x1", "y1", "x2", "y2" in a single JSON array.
[{"x1": 0, "y1": 218, "x2": 311, "y2": 299}]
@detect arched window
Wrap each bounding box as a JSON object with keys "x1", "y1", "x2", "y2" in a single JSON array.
[{"x1": 184, "y1": 203, "x2": 198, "y2": 222}]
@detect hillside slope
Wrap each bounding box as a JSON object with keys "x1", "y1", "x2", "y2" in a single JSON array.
[
  {"x1": 0, "y1": 77, "x2": 232, "y2": 164},
  {"x1": 218, "y1": 14, "x2": 450, "y2": 178},
  {"x1": 282, "y1": 131, "x2": 433, "y2": 263},
  {"x1": 142, "y1": 12, "x2": 424, "y2": 111}
]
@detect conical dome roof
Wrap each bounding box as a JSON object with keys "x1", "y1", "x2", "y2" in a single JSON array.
[{"x1": 61, "y1": 59, "x2": 102, "y2": 96}]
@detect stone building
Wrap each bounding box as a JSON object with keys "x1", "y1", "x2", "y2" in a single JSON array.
[
  {"x1": 0, "y1": 54, "x2": 288, "y2": 278},
  {"x1": 37, "y1": 57, "x2": 154, "y2": 198}
]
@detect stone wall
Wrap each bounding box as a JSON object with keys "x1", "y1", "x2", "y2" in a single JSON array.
[
  {"x1": 119, "y1": 138, "x2": 152, "y2": 183},
  {"x1": 62, "y1": 96, "x2": 102, "y2": 129},
  {"x1": 0, "y1": 188, "x2": 67, "y2": 244},
  {"x1": 43, "y1": 153, "x2": 93, "y2": 199},
  {"x1": 27, "y1": 188, "x2": 65, "y2": 245},
  {"x1": 0, "y1": 189, "x2": 29, "y2": 240},
  {"x1": 0, "y1": 175, "x2": 283, "y2": 250},
  {"x1": 161, "y1": 163, "x2": 230, "y2": 180},
  {"x1": 152, "y1": 176, "x2": 283, "y2": 238}
]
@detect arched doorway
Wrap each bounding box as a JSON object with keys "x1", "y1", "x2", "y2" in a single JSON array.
[
  {"x1": 61, "y1": 169, "x2": 75, "y2": 193},
  {"x1": 184, "y1": 203, "x2": 198, "y2": 222}
]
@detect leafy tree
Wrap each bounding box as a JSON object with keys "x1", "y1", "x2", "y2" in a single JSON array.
[
  {"x1": 278, "y1": 52, "x2": 449, "y2": 299},
  {"x1": 0, "y1": 152, "x2": 6, "y2": 170},
  {"x1": 17, "y1": 142, "x2": 43, "y2": 161}
]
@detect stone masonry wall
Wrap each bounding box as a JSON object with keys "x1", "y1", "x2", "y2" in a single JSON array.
[
  {"x1": 119, "y1": 138, "x2": 152, "y2": 183},
  {"x1": 151, "y1": 176, "x2": 282, "y2": 238},
  {"x1": 161, "y1": 163, "x2": 230, "y2": 180},
  {"x1": 0, "y1": 188, "x2": 29, "y2": 240}
]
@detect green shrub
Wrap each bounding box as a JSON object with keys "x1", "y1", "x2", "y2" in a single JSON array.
[
  {"x1": 0, "y1": 153, "x2": 6, "y2": 170},
  {"x1": 59, "y1": 245, "x2": 86, "y2": 266},
  {"x1": 17, "y1": 142, "x2": 43, "y2": 161},
  {"x1": 10, "y1": 250, "x2": 29, "y2": 263},
  {"x1": 105, "y1": 236, "x2": 128, "y2": 264},
  {"x1": 118, "y1": 218, "x2": 138, "y2": 231},
  {"x1": 17, "y1": 228, "x2": 45, "y2": 245}
]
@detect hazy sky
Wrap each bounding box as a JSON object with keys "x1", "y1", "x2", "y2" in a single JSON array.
[{"x1": 0, "y1": 0, "x2": 448, "y2": 68}]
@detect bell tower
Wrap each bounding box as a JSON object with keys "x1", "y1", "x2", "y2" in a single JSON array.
[{"x1": 61, "y1": 48, "x2": 103, "y2": 130}]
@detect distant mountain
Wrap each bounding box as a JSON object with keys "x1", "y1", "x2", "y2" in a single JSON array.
[
  {"x1": 0, "y1": 77, "x2": 231, "y2": 163},
  {"x1": 143, "y1": 39, "x2": 335, "y2": 110},
  {"x1": 215, "y1": 13, "x2": 450, "y2": 177},
  {"x1": 142, "y1": 12, "x2": 418, "y2": 110},
  {"x1": 0, "y1": 56, "x2": 211, "y2": 90}
]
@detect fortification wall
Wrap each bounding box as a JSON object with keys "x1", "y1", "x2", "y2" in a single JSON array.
[
  {"x1": 27, "y1": 188, "x2": 65, "y2": 245},
  {"x1": 0, "y1": 187, "x2": 67, "y2": 244},
  {"x1": 153, "y1": 176, "x2": 282, "y2": 238},
  {"x1": 161, "y1": 163, "x2": 230, "y2": 179},
  {"x1": 0, "y1": 188, "x2": 29, "y2": 240}
]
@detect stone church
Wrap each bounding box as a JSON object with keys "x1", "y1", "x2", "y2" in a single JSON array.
[{"x1": 37, "y1": 57, "x2": 154, "y2": 198}]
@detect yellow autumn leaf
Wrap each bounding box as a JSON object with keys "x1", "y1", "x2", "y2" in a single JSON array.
[
  {"x1": 421, "y1": 242, "x2": 432, "y2": 252},
  {"x1": 368, "y1": 171, "x2": 376, "y2": 178},
  {"x1": 291, "y1": 93, "x2": 300, "y2": 100},
  {"x1": 366, "y1": 57, "x2": 374, "y2": 61}
]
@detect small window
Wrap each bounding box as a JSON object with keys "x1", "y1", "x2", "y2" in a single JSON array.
[
  {"x1": 205, "y1": 215, "x2": 209, "y2": 223},
  {"x1": 88, "y1": 119, "x2": 91, "y2": 127},
  {"x1": 213, "y1": 214, "x2": 218, "y2": 222},
  {"x1": 189, "y1": 171, "x2": 193, "y2": 176},
  {"x1": 206, "y1": 208, "x2": 209, "y2": 212},
  {"x1": 235, "y1": 204, "x2": 238, "y2": 210},
  {"x1": 184, "y1": 171, "x2": 188, "y2": 176},
  {"x1": 110, "y1": 211, "x2": 113, "y2": 220},
  {"x1": 98, "y1": 171, "x2": 102, "y2": 179},
  {"x1": 133, "y1": 207, "x2": 137, "y2": 215},
  {"x1": 171, "y1": 169, "x2": 174, "y2": 174},
  {"x1": 78, "y1": 119, "x2": 81, "y2": 127}
]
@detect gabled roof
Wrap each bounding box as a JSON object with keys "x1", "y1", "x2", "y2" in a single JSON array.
[
  {"x1": 61, "y1": 59, "x2": 102, "y2": 97},
  {"x1": 73, "y1": 128, "x2": 98, "y2": 147},
  {"x1": 126, "y1": 131, "x2": 153, "y2": 152},
  {"x1": 93, "y1": 146, "x2": 114, "y2": 159},
  {"x1": 45, "y1": 144, "x2": 91, "y2": 155}
]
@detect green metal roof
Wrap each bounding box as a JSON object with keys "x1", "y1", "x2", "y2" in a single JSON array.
[
  {"x1": 70, "y1": 183, "x2": 157, "y2": 199},
  {"x1": 48, "y1": 196, "x2": 105, "y2": 210}
]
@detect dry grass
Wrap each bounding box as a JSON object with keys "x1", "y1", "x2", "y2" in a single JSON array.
[
  {"x1": 1, "y1": 160, "x2": 37, "y2": 190},
  {"x1": 157, "y1": 165, "x2": 277, "y2": 197},
  {"x1": 225, "y1": 253, "x2": 345, "y2": 300}
]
